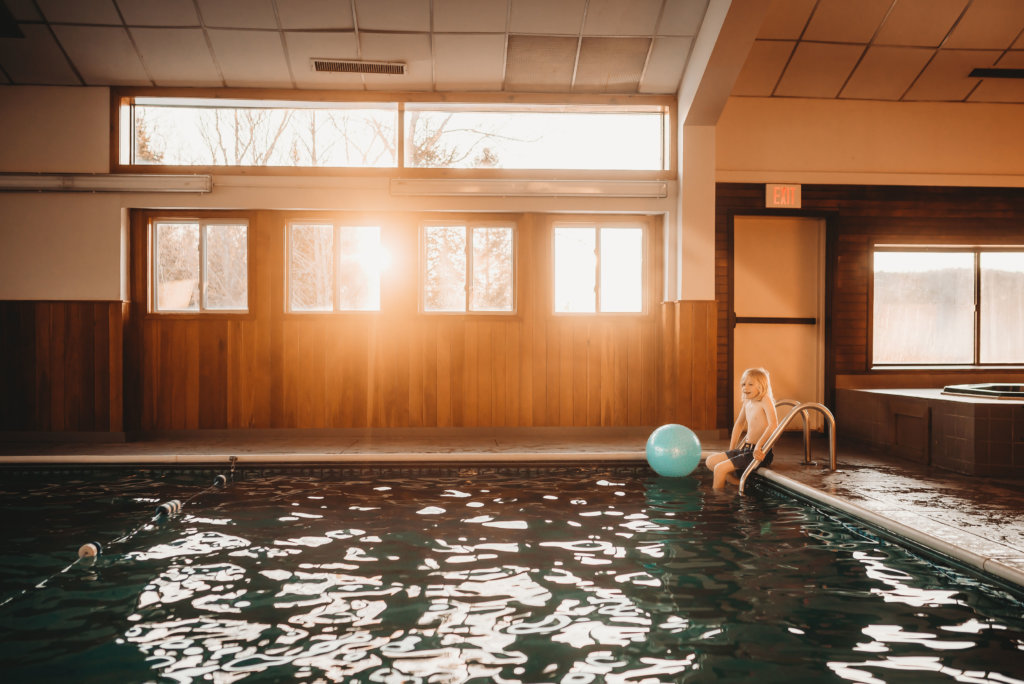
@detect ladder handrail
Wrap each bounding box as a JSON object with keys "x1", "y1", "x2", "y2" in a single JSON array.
[{"x1": 738, "y1": 401, "x2": 837, "y2": 495}]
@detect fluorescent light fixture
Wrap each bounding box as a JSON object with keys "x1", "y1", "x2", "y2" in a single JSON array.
[
  {"x1": 389, "y1": 179, "x2": 669, "y2": 198},
  {"x1": 0, "y1": 174, "x2": 213, "y2": 193}
]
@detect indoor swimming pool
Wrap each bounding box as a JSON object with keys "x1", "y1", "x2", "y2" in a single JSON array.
[{"x1": 0, "y1": 465, "x2": 1022, "y2": 683}]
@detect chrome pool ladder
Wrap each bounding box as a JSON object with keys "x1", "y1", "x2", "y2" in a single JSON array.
[{"x1": 738, "y1": 400, "x2": 837, "y2": 495}]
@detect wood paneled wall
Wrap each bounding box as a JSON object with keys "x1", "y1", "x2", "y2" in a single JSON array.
[
  {"x1": 124, "y1": 210, "x2": 719, "y2": 433},
  {"x1": 0, "y1": 300, "x2": 125, "y2": 432},
  {"x1": 716, "y1": 183, "x2": 1024, "y2": 425}
]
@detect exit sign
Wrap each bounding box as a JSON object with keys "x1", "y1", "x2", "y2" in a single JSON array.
[{"x1": 766, "y1": 183, "x2": 801, "y2": 208}]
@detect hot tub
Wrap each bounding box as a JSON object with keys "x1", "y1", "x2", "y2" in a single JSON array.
[{"x1": 942, "y1": 383, "x2": 1024, "y2": 399}]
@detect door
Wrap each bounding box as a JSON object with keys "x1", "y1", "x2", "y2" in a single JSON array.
[{"x1": 733, "y1": 216, "x2": 825, "y2": 430}]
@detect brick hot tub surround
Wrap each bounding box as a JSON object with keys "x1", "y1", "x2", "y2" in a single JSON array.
[{"x1": 837, "y1": 388, "x2": 1024, "y2": 478}]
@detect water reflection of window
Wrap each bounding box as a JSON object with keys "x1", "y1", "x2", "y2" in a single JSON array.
[{"x1": 872, "y1": 249, "x2": 1024, "y2": 365}]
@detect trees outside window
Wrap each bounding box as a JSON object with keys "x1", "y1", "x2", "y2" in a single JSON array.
[
  {"x1": 288, "y1": 223, "x2": 383, "y2": 312},
  {"x1": 422, "y1": 224, "x2": 514, "y2": 313},
  {"x1": 153, "y1": 220, "x2": 248, "y2": 313},
  {"x1": 872, "y1": 249, "x2": 1024, "y2": 365}
]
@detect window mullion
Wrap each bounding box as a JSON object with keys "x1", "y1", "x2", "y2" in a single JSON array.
[
  {"x1": 465, "y1": 226, "x2": 473, "y2": 312},
  {"x1": 333, "y1": 223, "x2": 340, "y2": 313},
  {"x1": 594, "y1": 227, "x2": 602, "y2": 313},
  {"x1": 974, "y1": 250, "x2": 982, "y2": 365},
  {"x1": 199, "y1": 221, "x2": 208, "y2": 312}
]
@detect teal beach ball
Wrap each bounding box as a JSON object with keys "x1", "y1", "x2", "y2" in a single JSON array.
[{"x1": 646, "y1": 424, "x2": 702, "y2": 477}]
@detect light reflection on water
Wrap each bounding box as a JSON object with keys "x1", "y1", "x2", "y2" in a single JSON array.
[{"x1": 0, "y1": 469, "x2": 1022, "y2": 683}]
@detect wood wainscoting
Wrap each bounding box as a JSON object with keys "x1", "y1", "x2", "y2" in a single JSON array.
[
  {"x1": 0, "y1": 300, "x2": 125, "y2": 432},
  {"x1": 121, "y1": 210, "x2": 719, "y2": 433}
]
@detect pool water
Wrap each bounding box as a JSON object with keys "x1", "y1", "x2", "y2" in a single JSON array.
[{"x1": 0, "y1": 466, "x2": 1022, "y2": 683}]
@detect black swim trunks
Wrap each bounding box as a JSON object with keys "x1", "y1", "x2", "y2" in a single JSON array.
[{"x1": 726, "y1": 443, "x2": 774, "y2": 471}]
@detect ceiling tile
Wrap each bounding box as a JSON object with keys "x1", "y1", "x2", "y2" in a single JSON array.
[
  {"x1": 775, "y1": 42, "x2": 864, "y2": 98},
  {"x1": 758, "y1": 0, "x2": 816, "y2": 40},
  {"x1": 509, "y1": 0, "x2": 585, "y2": 35},
  {"x1": 640, "y1": 35, "x2": 691, "y2": 93},
  {"x1": 732, "y1": 40, "x2": 794, "y2": 97},
  {"x1": 285, "y1": 32, "x2": 363, "y2": 89},
  {"x1": 658, "y1": 0, "x2": 707, "y2": 37},
  {"x1": 968, "y1": 50, "x2": 1024, "y2": 103},
  {"x1": 207, "y1": 29, "x2": 293, "y2": 87},
  {"x1": 840, "y1": 46, "x2": 934, "y2": 100},
  {"x1": 583, "y1": 0, "x2": 661, "y2": 36},
  {"x1": 354, "y1": 0, "x2": 430, "y2": 32},
  {"x1": 277, "y1": 0, "x2": 354, "y2": 30},
  {"x1": 36, "y1": 0, "x2": 120, "y2": 25},
  {"x1": 945, "y1": 0, "x2": 1024, "y2": 50},
  {"x1": 874, "y1": 0, "x2": 967, "y2": 48},
  {"x1": 359, "y1": 32, "x2": 432, "y2": 90},
  {"x1": 803, "y1": 0, "x2": 890, "y2": 44},
  {"x1": 434, "y1": 0, "x2": 508, "y2": 33},
  {"x1": 4, "y1": 0, "x2": 43, "y2": 21},
  {"x1": 132, "y1": 28, "x2": 223, "y2": 86},
  {"x1": 573, "y1": 36, "x2": 649, "y2": 92},
  {"x1": 118, "y1": 0, "x2": 200, "y2": 26},
  {"x1": 0, "y1": 23, "x2": 79, "y2": 84},
  {"x1": 903, "y1": 49, "x2": 1000, "y2": 101},
  {"x1": 433, "y1": 33, "x2": 505, "y2": 90},
  {"x1": 52, "y1": 25, "x2": 150, "y2": 85},
  {"x1": 505, "y1": 34, "x2": 576, "y2": 91},
  {"x1": 196, "y1": 0, "x2": 279, "y2": 30}
]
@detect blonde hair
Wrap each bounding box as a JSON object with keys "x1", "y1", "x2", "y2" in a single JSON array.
[{"x1": 740, "y1": 367, "x2": 774, "y2": 403}]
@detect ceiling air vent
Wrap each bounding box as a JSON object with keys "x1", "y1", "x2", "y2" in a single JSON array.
[{"x1": 311, "y1": 58, "x2": 405, "y2": 75}]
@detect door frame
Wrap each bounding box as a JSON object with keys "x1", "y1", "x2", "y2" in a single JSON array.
[{"x1": 724, "y1": 210, "x2": 837, "y2": 428}]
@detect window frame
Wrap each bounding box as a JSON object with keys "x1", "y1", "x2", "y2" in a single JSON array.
[
  {"x1": 870, "y1": 244, "x2": 1024, "y2": 368},
  {"x1": 149, "y1": 217, "x2": 251, "y2": 316},
  {"x1": 552, "y1": 220, "x2": 649, "y2": 316},
  {"x1": 111, "y1": 88, "x2": 676, "y2": 180},
  {"x1": 285, "y1": 220, "x2": 384, "y2": 315},
  {"x1": 419, "y1": 220, "x2": 518, "y2": 316}
]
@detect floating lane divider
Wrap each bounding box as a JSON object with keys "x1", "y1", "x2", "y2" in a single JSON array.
[{"x1": 0, "y1": 472, "x2": 231, "y2": 609}]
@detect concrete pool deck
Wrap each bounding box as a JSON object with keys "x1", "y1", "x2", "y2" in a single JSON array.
[{"x1": 2, "y1": 428, "x2": 1023, "y2": 589}]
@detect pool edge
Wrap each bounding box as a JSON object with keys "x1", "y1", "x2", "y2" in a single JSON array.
[{"x1": 757, "y1": 469, "x2": 1024, "y2": 591}]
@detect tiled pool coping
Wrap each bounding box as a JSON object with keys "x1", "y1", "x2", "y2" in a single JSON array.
[{"x1": 757, "y1": 469, "x2": 1024, "y2": 591}]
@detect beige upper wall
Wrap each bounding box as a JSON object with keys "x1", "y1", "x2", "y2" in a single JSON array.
[
  {"x1": 716, "y1": 97, "x2": 1024, "y2": 187},
  {"x1": 0, "y1": 87, "x2": 110, "y2": 173}
]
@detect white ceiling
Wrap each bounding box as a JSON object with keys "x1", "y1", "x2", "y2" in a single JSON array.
[
  {"x1": 0, "y1": 0, "x2": 1021, "y2": 104},
  {"x1": 0, "y1": 0, "x2": 705, "y2": 93}
]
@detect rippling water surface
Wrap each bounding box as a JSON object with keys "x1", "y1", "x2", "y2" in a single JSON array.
[{"x1": 0, "y1": 467, "x2": 1022, "y2": 683}]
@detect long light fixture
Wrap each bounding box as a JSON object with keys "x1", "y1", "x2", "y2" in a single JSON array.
[
  {"x1": 389, "y1": 178, "x2": 669, "y2": 198},
  {"x1": 0, "y1": 173, "x2": 213, "y2": 193}
]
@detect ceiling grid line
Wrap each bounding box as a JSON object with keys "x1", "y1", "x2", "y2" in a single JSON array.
[
  {"x1": 835, "y1": 0, "x2": 899, "y2": 100},
  {"x1": 190, "y1": 0, "x2": 227, "y2": 88},
  {"x1": 270, "y1": 1, "x2": 296, "y2": 89},
  {"x1": 769, "y1": 0, "x2": 820, "y2": 97},
  {"x1": 897, "y1": 0, "x2": 975, "y2": 102},
  {"x1": 32, "y1": 0, "x2": 85, "y2": 86}
]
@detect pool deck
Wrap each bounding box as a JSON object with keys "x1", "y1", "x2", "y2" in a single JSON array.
[{"x1": 2, "y1": 428, "x2": 1023, "y2": 590}]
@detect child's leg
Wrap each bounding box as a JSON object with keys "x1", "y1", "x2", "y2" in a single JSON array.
[
  {"x1": 704, "y1": 451, "x2": 727, "y2": 470},
  {"x1": 712, "y1": 460, "x2": 737, "y2": 489}
]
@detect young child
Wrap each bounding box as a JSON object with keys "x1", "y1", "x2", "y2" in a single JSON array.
[{"x1": 704, "y1": 367, "x2": 779, "y2": 489}]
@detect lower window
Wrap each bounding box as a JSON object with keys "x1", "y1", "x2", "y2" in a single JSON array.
[
  {"x1": 554, "y1": 223, "x2": 644, "y2": 314},
  {"x1": 872, "y1": 248, "x2": 1024, "y2": 365},
  {"x1": 421, "y1": 223, "x2": 515, "y2": 313},
  {"x1": 153, "y1": 219, "x2": 248, "y2": 313},
  {"x1": 287, "y1": 223, "x2": 383, "y2": 312}
]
